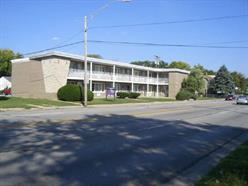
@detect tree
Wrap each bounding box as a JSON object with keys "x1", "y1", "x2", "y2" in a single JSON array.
[
  {"x1": 194, "y1": 64, "x2": 216, "y2": 76},
  {"x1": 182, "y1": 68, "x2": 205, "y2": 95},
  {"x1": 246, "y1": 78, "x2": 248, "y2": 95},
  {"x1": 0, "y1": 49, "x2": 22, "y2": 76},
  {"x1": 169, "y1": 61, "x2": 191, "y2": 71},
  {"x1": 213, "y1": 65, "x2": 234, "y2": 95},
  {"x1": 131, "y1": 60, "x2": 168, "y2": 68},
  {"x1": 231, "y1": 71, "x2": 247, "y2": 94},
  {"x1": 87, "y1": 54, "x2": 102, "y2": 59}
]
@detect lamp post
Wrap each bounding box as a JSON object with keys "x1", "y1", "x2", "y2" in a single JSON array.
[
  {"x1": 154, "y1": 55, "x2": 160, "y2": 68},
  {"x1": 83, "y1": 0, "x2": 131, "y2": 107}
]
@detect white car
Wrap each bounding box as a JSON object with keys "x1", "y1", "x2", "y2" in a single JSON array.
[{"x1": 236, "y1": 96, "x2": 248, "y2": 105}]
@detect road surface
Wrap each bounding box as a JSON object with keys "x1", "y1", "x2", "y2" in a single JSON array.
[{"x1": 0, "y1": 100, "x2": 247, "y2": 186}]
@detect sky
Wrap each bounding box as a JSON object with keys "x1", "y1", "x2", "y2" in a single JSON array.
[{"x1": 0, "y1": 0, "x2": 248, "y2": 76}]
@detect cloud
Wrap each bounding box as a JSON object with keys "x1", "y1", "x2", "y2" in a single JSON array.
[{"x1": 52, "y1": 36, "x2": 60, "y2": 41}]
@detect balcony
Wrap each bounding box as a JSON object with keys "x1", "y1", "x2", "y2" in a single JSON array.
[
  {"x1": 133, "y1": 76, "x2": 147, "y2": 83},
  {"x1": 68, "y1": 68, "x2": 168, "y2": 84},
  {"x1": 91, "y1": 72, "x2": 113, "y2": 80},
  {"x1": 68, "y1": 69, "x2": 87, "y2": 79},
  {"x1": 115, "y1": 74, "x2": 132, "y2": 82},
  {"x1": 68, "y1": 69, "x2": 113, "y2": 80},
  {"x1": 158, "y1": 78, "x2": 168, "y2": 84},
  {"x1": 148, "y1": 77, "x2": 157, "y2": 84}
]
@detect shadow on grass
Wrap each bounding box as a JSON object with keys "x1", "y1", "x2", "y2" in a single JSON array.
[
  {"x1": 0, "y1": 96, "x2": 9, "y2": 101},
  {"x1": 0, "y1": 113, "x2": 247, "y2": 186}
]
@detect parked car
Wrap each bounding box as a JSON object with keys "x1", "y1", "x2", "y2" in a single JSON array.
[
  {"x1": 236, "y1": 96, "x2": 248, "y2": 105},
  {"x1": 225, "y1": 95, "x2": 235, "y2": 101}
]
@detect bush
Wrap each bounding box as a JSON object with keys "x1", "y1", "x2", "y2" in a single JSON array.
[
  {"x1": 57, "y1": 84, "x2": 94, "y2": 102},
  {"x1": 117, "y1": 92, "x2": 129, "y2": 99},
  {"x1": 128, "y1": 92, "x2": 141, "y2": 99},
  {"x1": 57, "y1": 84, "x2": 82, "y2": 101},
  {"x1": 81, "y1": 88, "x2": 94, "y2": 101},
  {"x1": 176, "y1": 89, "x2": 195, "y2": 100}
]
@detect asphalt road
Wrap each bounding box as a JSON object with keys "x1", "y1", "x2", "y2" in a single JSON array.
[{"x1": 0, "y1": 100, "x2": 247, "y2": 186}]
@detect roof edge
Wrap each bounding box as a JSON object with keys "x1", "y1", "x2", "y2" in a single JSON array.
[
  {"x1": 11, "y1": 58, "x2": 30, "y2": 63},
  {"x1": 24, "y1": 51, "x2": 190, "y2": 74}
]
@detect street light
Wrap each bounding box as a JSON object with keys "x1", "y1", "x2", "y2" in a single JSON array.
[
  {"x1": 154, "y1": 55, "x2": 160, "y2": 68},
  {"x1": 83, "y1": 0, "x2": 132, "y2": 107}
]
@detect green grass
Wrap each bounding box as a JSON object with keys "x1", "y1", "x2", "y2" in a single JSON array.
[
  {"x1": 0, "y1": 97, "x2": 78, "y2": 109},
  {"x1": 88, "y1": 97, "x2": 176, "y2": 105},
  {"x1": 196, "y1": 141, "x2": 248, "y2": 186}
]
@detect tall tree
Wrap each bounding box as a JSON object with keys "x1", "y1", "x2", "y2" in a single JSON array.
[
  {"x1": 169, "y1": 61, "x2": 191, "y2": 71},
  {"x1": 194, "y1": 64, "x2": 216, "y2": 76},
  {"x1": 182, "y1": 68, "x2": 205, "y2": 95},
  {"x1": 231, "y1": 71, "x2": 247, "y2": 94},
  {"x1": 131, "y1": 60, "x2": 168, "y2": 68},
  {"x1": 0, "y1": 49, "x2": 22, "y2": 76},
  {"x1": 214, "y1": 65, "x2": 234, "y2": 95}
]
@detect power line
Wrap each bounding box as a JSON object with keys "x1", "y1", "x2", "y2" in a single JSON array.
[
  {"x1": 88, "y1": 40, "x2": 248, "y2": 49},
  {"x1": 23, "y1": 39, "x2": 248, "y2": 56},
  {"x1": 53, "y1": 30, "x2": 83, "y2": 47},
  {"x1": 23, "y1": 41, "x2": 84, "y2": 56},
  {"x1": 89, "y1": 14, "x2": 248, "y2": 30}
]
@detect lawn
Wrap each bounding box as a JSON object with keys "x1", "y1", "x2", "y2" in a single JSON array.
[
  {"x1": 0, "y1": 97, "x2": 78, "y2": 109},
  {"x1": 88, "y1": 97, "x2": 176, "y2": 105},
  {"x1": 196, "y1": 141, "x2": 248, "y2": 186}
]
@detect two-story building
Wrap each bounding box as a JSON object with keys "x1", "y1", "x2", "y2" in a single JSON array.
[{"x1": 11, "y1": 51, "x2": 189, "y2": 99}]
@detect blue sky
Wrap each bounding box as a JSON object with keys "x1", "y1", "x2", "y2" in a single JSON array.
[{"x1": 0, "y1": 0, "x2": 248, "y2": 75}]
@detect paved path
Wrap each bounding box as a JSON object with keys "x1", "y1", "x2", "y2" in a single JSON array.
[{"x1": 0, "y1": 100, "x2": 247, "y2": 186}]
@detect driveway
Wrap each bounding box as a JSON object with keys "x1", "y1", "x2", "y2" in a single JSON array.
[{"x1": 0, "y1": 100, "x2": 247, "y2": 186}]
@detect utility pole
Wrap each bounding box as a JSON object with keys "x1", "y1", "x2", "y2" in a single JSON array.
[
  {"x1": 84, "y1": 16, "x2": 88, "y2": 107},
  {"x1": 82, "y1": 0, "x2": 131, "y2": 107}
]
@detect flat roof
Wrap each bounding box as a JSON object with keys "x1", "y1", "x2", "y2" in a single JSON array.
[{"x1": 11, "y1": 51, "x2": 190, "y2": 74}]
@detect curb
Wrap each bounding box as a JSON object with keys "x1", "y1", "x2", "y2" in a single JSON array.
[{"x1": 165, "y1": 132, "x2": 248, "y2": 186}]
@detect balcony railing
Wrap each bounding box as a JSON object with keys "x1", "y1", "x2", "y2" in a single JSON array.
[
  {"x1": 158, "y1": 78, "x2": 169, "y2": 84},
  {"x1": 68, "y1": 68, "x2": 168, "y2": 84},
  {"x1": 148, "y1": 77, "x2": 157, "y2": 84},
  {"x1": 115, "y1": 74, "x2": 132, "y2": 81},
  {"x1": 68, "y1": 69, "x2": 87, "y2": 79},
  {"x1": 91, "y1": 72, "x2": 113, "y2": 80},
  {"x1": 133, "y1": 76, "x2": 147, "y2": 83}
]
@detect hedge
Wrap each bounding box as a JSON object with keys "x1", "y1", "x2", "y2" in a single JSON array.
[
  {"x1": 128, "y1": 92, "x2": 141, "y2": 99},
  {"x1": 117, "y1": 92, "x2": 129, "y2": 99},
  {"x1": 57, "y1": 84, "x2": 94, "y2": 101},
  {"x1": 117, "y1": 92, "x2": 141, "y2": 99},
  {"x1": 176, "y1": 89, "x2": 196, "y2": 100}
]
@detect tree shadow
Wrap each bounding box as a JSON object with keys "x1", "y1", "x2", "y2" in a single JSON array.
[{"x1": 0, "y1": 114, "x2": 247, "y2": 186}]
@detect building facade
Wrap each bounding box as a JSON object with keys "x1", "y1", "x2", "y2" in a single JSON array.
[{"x1": 11, "y1": 51, "x2": 189, "y2": 99}]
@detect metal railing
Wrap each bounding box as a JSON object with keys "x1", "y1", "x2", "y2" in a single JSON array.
[{"x1": 68, "y1": 68, "x2": 168, "y2": 84}]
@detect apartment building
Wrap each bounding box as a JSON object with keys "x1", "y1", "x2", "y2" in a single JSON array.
[{"x1": 11, "y1": 51, "x2": 189, "y2": 99}]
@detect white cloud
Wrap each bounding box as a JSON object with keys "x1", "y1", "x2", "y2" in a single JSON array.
[{"x1": 52, "y1": 36, "x2": 60, "y2": 41}]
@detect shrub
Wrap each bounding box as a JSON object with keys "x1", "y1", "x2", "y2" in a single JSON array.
[
  {"x1": 57, "y1": 85, "x2": 94, "y2": 102},
  {"x1": 128, "y1": 92, "x2": 141, "y2": 99},
  {"x1": 57, "y1": 84, "x2": 82, "y2": 101},
  {"x1": 117, "y1": 92, "x2": 129, "y2": 99},
  {"x1": 81, "y1": 88, "x2": 94, "y2": 101},
  {"x1": 176, "y1": 89, "x2": 195, "y2": 100}
]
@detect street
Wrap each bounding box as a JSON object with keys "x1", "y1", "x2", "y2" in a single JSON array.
[{"x1": 0, "y1": 100, "x2": 247, "y2": 186}]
